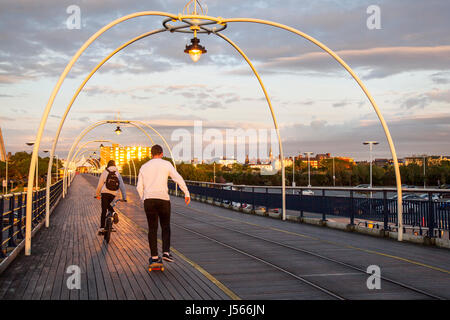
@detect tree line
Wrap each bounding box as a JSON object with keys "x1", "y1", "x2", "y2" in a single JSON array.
[
  {"x1": 120, "y1": 157, "x2": 450, "y2": 188},
  {"x1": 0, "y1": 152, "x2": 62, "y2": 192}
]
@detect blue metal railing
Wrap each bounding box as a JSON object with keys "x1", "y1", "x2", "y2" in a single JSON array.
[
  {"x1": 90, "y1": 172, "x2": 450, "y2": 238},
  {"x1": 167, "y1": 181, "x2": 450, "y2": 239},
  {"x1": 0, "y1": 179, "x2": 63, "y2": 259}
]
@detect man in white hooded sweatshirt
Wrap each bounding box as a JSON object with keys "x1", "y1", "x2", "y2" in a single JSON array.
[
  {"x1": 95, "y1": 160, "x2": 127, "y2": 234},
  {"x1": 137, "y1": 144, "x2": 190, "y2": 269}
]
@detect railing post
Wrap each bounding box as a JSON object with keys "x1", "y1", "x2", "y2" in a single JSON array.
[
  {"x1": 8, "y1": 195, "x2": 16, "y2": 247},
  {"x1": 252, "y1": 187, "x2": 255, "y2": 212},
  {"x1": 350, "y1": 190, "x2": 355, "y2": 226},
  {"x1": 265, "y1": 187, "x2": 268, "y2": 213},
  {"x1": 17, "y1": 193, "x2": 24, "y2": 240},
  {"x1": 428, "y1": 191, "x2": 435, "y2": 238},
  {"x1": 300, "y1": 188, "x2": 304, "y2": 218},
  {"x1": 383, "y1": 190, "x2": 388, "y2": 230},
  {"x1": 31, "y1": 191, "x2": 36, "y2": 227},
  {"x1": 321, "y1": 189, "x2": 327, "y2": 221},
  {"x1": 0, "y1": 196, "x2": 6, "y2": 258}
]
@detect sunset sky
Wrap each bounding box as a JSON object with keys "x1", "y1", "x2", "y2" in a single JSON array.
[{"x1": 1, "y1": 0, "x2": 449, "y2": 161}]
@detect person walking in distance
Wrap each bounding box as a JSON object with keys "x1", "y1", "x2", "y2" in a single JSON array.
[
  {"x1": 95, "y1": 160, "x2": 127, "y2": 234},
  {"x1": 137, "y1": 144, "x2": 190, "y2": 270}
]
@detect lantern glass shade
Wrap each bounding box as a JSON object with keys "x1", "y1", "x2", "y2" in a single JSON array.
[{"x1": 184, "y1": 37, "x2": 207, "y2": 63}]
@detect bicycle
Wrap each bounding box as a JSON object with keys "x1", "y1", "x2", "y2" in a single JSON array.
[{"x1": 95, "y1": 197, "x2": 126, "y2": 243}]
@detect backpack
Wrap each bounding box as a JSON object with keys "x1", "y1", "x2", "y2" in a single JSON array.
[{"x1": 105, "y1": 168, "x2": 120, "y2": 191}]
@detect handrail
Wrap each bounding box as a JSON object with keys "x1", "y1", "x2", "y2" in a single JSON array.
[
  {"x1": 167, "y1": 180, "x2": 450, "y2": 239},
  {"x1": 180, "y1": 179, "x2": 449, "y2": 193},
  {"x1": 0, "y1": 179, "x2": 63, "y2": 260}
]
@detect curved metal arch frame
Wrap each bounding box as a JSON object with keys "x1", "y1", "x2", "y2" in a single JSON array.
[
  {"x1": 61, "y1": 119, "x2": 177, "y2": 199},
  {"x1": 65, "y1": 149, "x2": 100, "y2": 190},
  {"x1": 67, "y1": 140, "x2": 137, "y2": 186},
  {"x1": 61, "y1": 120, "x2": 155, "y2": 198},
  {"x1": 27, "y1": 12, "x2": 403, "y2": 256},
  {"x1": 86, "y1": 158, "x2": 101, "y2": 170},
  {"x1": 220, "y1": 17, "x2": 403, "y2": 240},
  {"x1": 74, "y1": 150, "x2": 101, "y2": 175},
  {"x1": 69, "y1": 141, "x2": 137, "y2": 186},
  {"x1": 63, "y1": 125, "x2": 142, "y2": 192},
  {"x1": 73, "y1": 149, "x2": 99, "y2": 167}
]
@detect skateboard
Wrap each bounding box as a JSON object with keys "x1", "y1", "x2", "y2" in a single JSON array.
[{"x1": 148, "y1": 262, "x2": 165, "y2": 272}]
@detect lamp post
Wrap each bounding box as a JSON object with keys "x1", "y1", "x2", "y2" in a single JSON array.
[
  {"x1": 332, "y1": 156, "x2": 336, "y2": 187},
  {"x1": 213, "y1": 162, "x2": 216, "y2": 183},
  {"x1": 26, "y1": 142, "x2": 38, "y2": 190},
  {"x1": 44, "y1": 149, "x2": 59, "y2": 183},
  {"x1": 423, "y1": 155, "x2": 427, "y2": 189},
  {"x1": 363, "y1": 141, "x2": 379, "y2": 188},
  {"x1": 3, "y1": 156, "x2": 8, "y2": 194},
  {"x1": 304, "y1": 152, "x2": 313, "y2": 188},
  {"x1": 292, "y1": 155, "x2": 297, "y2": 194}
]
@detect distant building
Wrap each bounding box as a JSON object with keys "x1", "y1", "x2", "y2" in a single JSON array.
[
  {"x1": 335, "y1": 157, "x2": 355, "y2": 164},
  {"x1": 429, "y1": 155, "x2": 450, "y2": 165},
  {"x1": 404, "y1": 156, "x2": 425, "y2": 166},
  {"x1": 218, "y1": 157, "x2": 237, "y2": 167},
  {"x1": 314, "y1": 153, "x2": 331, "y2": 161},
  {"x1": 100, "y1": 144, "x2": 151, "y2": 170},
  {"x1": 306, "y1": 160, "x2": 319, "y2": 169},
  {"x1": 403, "y1": 155, "x2": 450, "y2": 166},
  {"x1": 374, "y1": 158, "x2": 390, "y2": 167}
]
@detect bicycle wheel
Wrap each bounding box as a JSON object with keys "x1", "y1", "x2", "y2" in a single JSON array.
[{"x1": 104, "y1": 217, "x2": 113, "y2": 243}]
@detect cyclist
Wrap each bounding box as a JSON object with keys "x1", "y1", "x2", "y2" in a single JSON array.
[
  {"x1": 95, "y1": 160, "x2": 127, "y2": 234},
  {"x1": 137, "y1": 144, "x2": 190, "y2": 268}
]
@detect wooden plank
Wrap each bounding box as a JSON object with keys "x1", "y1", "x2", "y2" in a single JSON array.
[
  {"x1": 37, "y1": 199, "x2": 73, "y2": 300},
  {"x1": 0, "y1": 175, "x2": 245, "y2": 300},
  {"x1": 119, "y1": 213, "x2": 227, "y2": 300},
  {"x1": 80, "y1": 200, "x2": 99, "y2": 300}
]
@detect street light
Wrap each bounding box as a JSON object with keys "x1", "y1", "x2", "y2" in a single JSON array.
[
  {"x1": 363, "y1": 141, "x2": 379, "y2": 188},
  {"x1": 292, "y1": 155, "x2": 298, "y2": 194},
  {"x1": 304, "y1": 152, "x2": 314, "y2": 188},
  {"x1": 115, "y1": 126, "x2": 122, "y2": 135},
  {"x1": 183, "y1": 0, "x2": 207, "y2": 63},
  {"x1": 184, "y1": 37, "x2": 207, "y2": 62},
  {"x1": 332, "y1": 156, "x2": 336, "y2": 187},
  {"x1": 26, "y1": 142, "x2": 39, "y2": 190},
  {"x1": 423, "y1": 155, "x2": 427, "y2": 189},
  {"x1": 2, "y1": 154, "x2": 9, "y2": 194},
  {"x1": 44, "y1": 149, "x2": 59, "y2": 183}
]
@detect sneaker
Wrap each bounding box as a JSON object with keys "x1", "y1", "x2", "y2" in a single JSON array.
[
  {"x1": 113, "y1": 212, "x2": 119, "y2": 224},
  {"x1": 162, "y1": 252, "x2": 174, "y2": 262}
]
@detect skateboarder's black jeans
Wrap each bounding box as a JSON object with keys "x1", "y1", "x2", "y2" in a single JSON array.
[
  {"x1": 144, "y1": 199, "x2": 171, "y2": 257},
  {"x1": 100, "y1": 193, "x2": 115, "y2": 228}
]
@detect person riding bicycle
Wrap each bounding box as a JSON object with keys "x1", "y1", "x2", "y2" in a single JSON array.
[{"x1": 95, "y1": 160, "x2": 127, "y2": 234}]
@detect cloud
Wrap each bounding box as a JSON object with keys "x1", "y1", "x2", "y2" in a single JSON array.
[
  {"x1": 399, "y1": 88, "x2": 450, "y2": 109},
  {"x1": 252, "y1": 46, "x2": 450, "y2": 79},
  {"x1": 280, "y1": 113, "x2": 450, "y2": 159},
  {"x1": 332, "y1": 101, "x2": 350, "y2": 108},
  {"x1": 430, "y1": 71, "x2": 450, "y2": 84}
]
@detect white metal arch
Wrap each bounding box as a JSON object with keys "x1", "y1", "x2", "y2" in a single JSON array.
[
  {"x1": 26, "y1": 10, "x2": 403, "y2": 256},
  {"x1": 67, "y1": 140, "x2": 137, "y2": 186},
  {"x1": 61, "y1": 119, "x2": 177, "y2": 198},
  {"x1": 68, "y1": 142, "x2": 137, "y2": 186}
]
